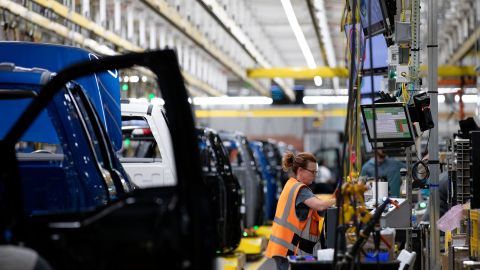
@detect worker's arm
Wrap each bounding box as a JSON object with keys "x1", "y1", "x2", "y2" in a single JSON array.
[{"x1": 303, "y1": 196, "x2": 336, "y2": 211}]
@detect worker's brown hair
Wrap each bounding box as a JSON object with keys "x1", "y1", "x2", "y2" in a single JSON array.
[{"x1": 282, "y1": 151, "x2": 317, "y2": 174}]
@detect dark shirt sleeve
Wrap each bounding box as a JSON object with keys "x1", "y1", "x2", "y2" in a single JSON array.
[{"x1": 295, "y1": 187, "x2": 315, "y2": 221}]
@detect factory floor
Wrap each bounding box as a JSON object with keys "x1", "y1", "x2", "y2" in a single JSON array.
[{"x1": 245, "y1": 257, "x2": 274, "y2": 270}]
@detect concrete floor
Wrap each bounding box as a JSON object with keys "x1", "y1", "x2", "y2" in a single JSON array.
[
  {"x1": 246, "y1": 257, "x2": 277, "y2": 270},
  {"x1": 257, "y1": 258, "x2": 276, "y2": 270}
]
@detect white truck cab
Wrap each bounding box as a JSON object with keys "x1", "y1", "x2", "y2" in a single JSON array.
[{"x1": 119, "y1": 101, "x2": 176, "y2": 187}]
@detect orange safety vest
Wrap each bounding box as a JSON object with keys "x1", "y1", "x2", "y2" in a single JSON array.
[{"x1": 265, "y1": 178, "x2": 323, "y2": 258}]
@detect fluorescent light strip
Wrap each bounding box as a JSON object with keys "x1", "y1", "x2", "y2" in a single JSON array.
[
  {"x1": 193, "y1": 96, "x2": 273, "y2": 105},
  {"x1": 438, "y1": 87, "x2": 478, "y2": 94},
  {"x1": 455, "y1": 94, "x2": 478, "y2": 103},
  {"x1": 304, "y1": 88, "x2": 348, "y2": 96},
  {"x1": 302, "y1": 96, "x2": 348, "y2": 104},
  {"x1": 200, "y1": 0, "x2": 269, "y2": 68},
  {"x1": 314, "y1": 0, "x2": 337, "y2": 67},
  {"x1": 280, "y1": 0, "x2": 317, "y2": 69},
  {"x1": 199, "y1": 0, "x2": 294, "y2": 100},
  {"x1": 438, "y1": 88, "x2": 457, "y2": 94}
]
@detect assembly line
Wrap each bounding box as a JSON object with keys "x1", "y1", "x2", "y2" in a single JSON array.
[{"x1": 0, "y1": 0, "x2": 479, "y2": 269}]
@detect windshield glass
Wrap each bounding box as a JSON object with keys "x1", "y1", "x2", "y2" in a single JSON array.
[
  {"x1": 120, "y1": 116, "x2": 161, "y2": 160},
  {"x1": 0, "y1": 90, "x2": 59, "y2": 143},
  {"x1": 3, "y1": 86, "x2": 112, "y2": 216}
]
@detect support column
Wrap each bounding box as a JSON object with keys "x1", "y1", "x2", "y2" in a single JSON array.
[{"x1": 427, "y1": 0, "x2": 440, "y2": 268}]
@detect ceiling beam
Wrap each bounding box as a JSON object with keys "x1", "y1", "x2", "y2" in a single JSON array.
[
  {"x1": 306, "y1": 0, "x2": 329, "y2": 67},
  {"x1": 446, "y1": 27, "x2": 480, "y2": 65},
  {"x1": 140, "y1": 0, "x2": 270, "y2": 97},
  {"x1": 2, "y1": 0, "x2": 223, "y2": 97},
  {"x1": 197, "y1": 0, "x2": 295, "y2": 100}
]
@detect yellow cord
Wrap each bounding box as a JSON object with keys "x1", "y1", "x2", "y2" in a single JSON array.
[{"x1": 340, "y1": 1, "x2": 348, "y2": 32}]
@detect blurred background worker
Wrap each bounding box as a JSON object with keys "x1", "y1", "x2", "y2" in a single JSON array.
[{"x1": 360, "y1": 150, "x2": 405, "y2": 197}]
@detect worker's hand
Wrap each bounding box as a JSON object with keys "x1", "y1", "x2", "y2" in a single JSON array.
[{"x1": 329, "y1": 198, "x2": 336, "y2": 207}]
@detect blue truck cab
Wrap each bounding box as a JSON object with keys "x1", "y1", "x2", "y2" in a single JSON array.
[
  {"x1": 0, "y1": 42, "x2": 122, "y2": 151},
  {"x1": 249, "y1": 140, "x2": 280, "y2": 221},
  {"x1": 0, "y1": 64, "x2": 132, "y2": 216},
  {"x1": 219, "y1": 131, "x2": 265, "y2": 229}
]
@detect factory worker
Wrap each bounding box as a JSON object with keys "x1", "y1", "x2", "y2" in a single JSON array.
[
  {"x1": 360, "y1": 150, "x2": 405, "y2": 197},
  {"x1": 265, "y1": 152, "x2": 336, "y2": 270}
]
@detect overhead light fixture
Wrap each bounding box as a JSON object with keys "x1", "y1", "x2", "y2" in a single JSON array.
[
  {"x1": 199, "y1": 0, "x2": 295, "y2": 100},
  {"x1": 314, "y1": 0, "x2": 337, "y2": 67},
  {"x1": 455, "y1": 94, "x2": 478, "y2": 103},
  {"x1": 438, "y1": 88, "x2": 478, "y2": 94},
  {"x1": 304, "y1": 88, "x2": 348, "y2": 96},
  {"x1": 193, "y1": 96, "x2": 273, "y2": 105},
  {"x1": 281, "y1": 0, "x2": 316, "y2": 68},
  {"x1": 302, "y1": 96, "x2": 348, "y2": 104},
  {"x1": 438, "y1": 95, "x2": 445, "y2": 103},
  {"x1": 438, "y1": 88, "x2": 459, "y2": 94},
  {"x1": 281, "y1": 0, "x2": 321, "y2": 88}
]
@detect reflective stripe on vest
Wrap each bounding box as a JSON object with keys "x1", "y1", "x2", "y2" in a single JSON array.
[{"x1": 265, "y1": 178, "x2": 321, "y2": 258}]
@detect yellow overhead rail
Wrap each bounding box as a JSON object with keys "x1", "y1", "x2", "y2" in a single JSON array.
[
  {"x1": 421, "y1": 65, "x2": 478, "y2": 77},
  {"x1": 247, "y1": 65, "x2": 478, "y2": 79},
  {"x1": 247, "y1": 67, "x2": 349, "y2": 79}
]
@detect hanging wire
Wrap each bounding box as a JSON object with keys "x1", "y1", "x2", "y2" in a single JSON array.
[{"x1": 333, "y1": 0, "x2": 360, "y2": 268}]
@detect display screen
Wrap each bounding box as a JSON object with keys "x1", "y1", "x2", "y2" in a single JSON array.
[
  {"x1": 363, "y1": 106, "x2": 412, "y2": 139},
  {"x1": 361, "y1": 75, "x2": 384, "y2": 94},
  {"x1": 363, "y1": 34, "x2": 388, "y2": 70},
  {"x1": 360, "y1": 0, "x2": 386, "y2": 35}
]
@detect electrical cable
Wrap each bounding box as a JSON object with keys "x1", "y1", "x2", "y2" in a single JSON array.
[
  {"x1": 343, "y1": 199, "x2": 391, "y2": 263},
  {"x1": 367, "y1": 0, "x2": 379, "y2": 208},
  {"x1": 332, "y1": 2, "x2": 358, "y2": 268},
  {"x1": 412, "y1": 159, "x2": 430, "y2": 182},
  {"x1": 367, "y1": 0, "x2": 381, "y2": 268}
]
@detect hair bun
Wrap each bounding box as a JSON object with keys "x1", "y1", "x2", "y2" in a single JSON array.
[{"x1": 282, "y1": 152, "x2": 294, "y2": 172}]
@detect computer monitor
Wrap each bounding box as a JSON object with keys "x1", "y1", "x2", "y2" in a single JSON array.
[
  {"x1": 359, "y1": 0, "x2": 387, "y2": 36},
  {"x1": 361, "y1": 75, "x2": 384, "y2": 95},
  {"x1": 361, "y1": 103, "x2": 415, "y2": 148},
  {"x1": 363, "y1": 34, "x2": 388, "y2": 70}
]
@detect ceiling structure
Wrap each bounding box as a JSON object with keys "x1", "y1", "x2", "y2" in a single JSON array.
[{"x1": 0, "y1": 0, "x2": 477, "y2": 100}]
